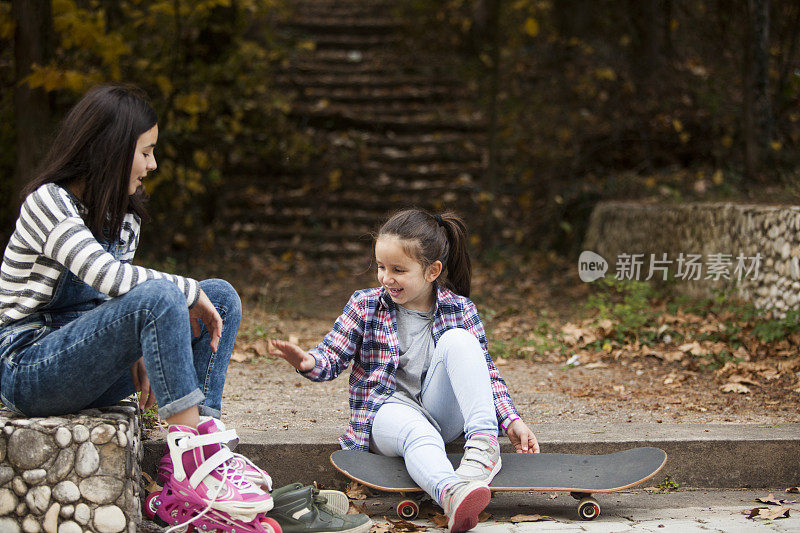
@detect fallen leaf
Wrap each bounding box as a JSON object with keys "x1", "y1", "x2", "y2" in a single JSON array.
[
  {"x1": 509, "y1": 514, "x2": 552, "y2": 523},
  {"x1": 720, "y1": 382, "x2": 751, "y2": 394},
  {"x1": 786, "y1": 487, "x2": 800, "y2": 494},
  {"x1": 548, "y1": 493, "x2": 558, "y2": 499},
  {"x1": 478, "y1": 511, "x2": 492, "y2": 522},
  {"x1": 745, "y1": 507, "x2": 791, "y2": 520},
  {"x1": 431, "y1": 513, "x2": 448, "y2": 527},
  {"x1": 496, "y1": 357, "x2": 508, "y2": 366},
  {"x1": 370, "y1": 522, "x2": 393, "y2": 533},
  {"x1": 643, "y1": 487, "x2": 659, "y2": 493},
  {"x1": 142, "y1": 472, "x2": 161, "y2": 493},
  {"x1": 584, "y1": 362, "x2": 608, "y2": 369},
  {"x1": 231, "y1": 350, "x2": 251, "y2": 363},
  {"x1": 345, "y1": 482, "x2": 370, "y2": 500},
  {"x1": 756, "y1": 494, "x2": 784, "y2": 505},
  {"x1": 386, "y1": 517, "x2": 426, "y2": 532}
]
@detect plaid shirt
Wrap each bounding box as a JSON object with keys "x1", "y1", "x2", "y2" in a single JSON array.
[{"x1": 302, "y1": 285, "x2": 520, "y2": 451}]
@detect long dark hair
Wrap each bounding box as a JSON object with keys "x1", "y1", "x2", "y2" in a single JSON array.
[
  {"x1": 22, "y1": 84, "x2": 157, "y2": 239},
  {"x1": 377, "y1": 209, "x2": 472, "y2": 297}
]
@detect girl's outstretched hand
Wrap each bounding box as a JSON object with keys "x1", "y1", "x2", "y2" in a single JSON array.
[
  {"x1": 189, "y1": 289, "x2": 223, "y2": 353},
  {"x1": 270, "y1": 339, "x2": 316, "y2": 372},
  {"x1": 506, "y1": 419, "x2": 540, "y2": 453}
]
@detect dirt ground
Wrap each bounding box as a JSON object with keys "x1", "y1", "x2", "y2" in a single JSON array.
[{"x1": 215, "y1": 253, "x2": 800, "y2": 431}]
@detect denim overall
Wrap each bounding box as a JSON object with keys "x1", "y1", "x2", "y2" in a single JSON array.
[{"x1": 0, "y1": 239, "x2": 240, "y2": 420}]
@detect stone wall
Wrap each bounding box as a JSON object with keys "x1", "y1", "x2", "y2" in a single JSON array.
[
  {"x1": 583, "y1": 201, "x2": 800, "y2": 312},
  {"x1": 0, "y1": 402, "x2": 142, "y2": 533}
]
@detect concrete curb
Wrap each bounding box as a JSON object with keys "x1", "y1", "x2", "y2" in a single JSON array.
[{"x1": 143, "y1": 423, "x2": 800, "y2": 490}]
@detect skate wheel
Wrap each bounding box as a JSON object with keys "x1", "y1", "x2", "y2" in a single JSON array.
[
  {"x1": 143, "y1": 492, "x2": 161, "y2": 519},
  {"x1": 260, "y1": 516, "x2": 283, "y2": 533},
  {"x1": 577, "y1": 497, "x2": 600, "y2": 520},
  {"x1": 396, "y1": 499, "x2": 419, "y2": 520}
]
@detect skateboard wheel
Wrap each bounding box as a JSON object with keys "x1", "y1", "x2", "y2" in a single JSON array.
[
  {"x1": 577, "y1": 497, "x2": 600, "y2": 520},
  {"x1": 397, "y1": 499, "x2": 420, "y2": 519},
  {"x1": 143, "y1": 491, "x2": 161, "y2": 519}
]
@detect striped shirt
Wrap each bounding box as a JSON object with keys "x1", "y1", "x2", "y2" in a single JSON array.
[
  {"x1": 302, "y1": 286, "x2": 520, "y2": 451},
  {"x1": 0, "y1": 183, "x2": 200, "y2": 327}
]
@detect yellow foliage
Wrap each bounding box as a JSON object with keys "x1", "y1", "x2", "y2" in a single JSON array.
[
  {"x1": 328, "y1": 169, "x2": 342, "y2": 191},
  {"x1": 712, "y1": 170, "x2": 724, "y2": 185},
  {"x1": 523, "y1": 18, "x2": 540, "y2": 38},
  {"x1": 672, "y1": 119, "x2": 683, "y2": 133},
  {"x1": 175, "y1": 93, "x2": 210, "y2": 115},
  {"x1": 594, "y1": 67, "x2": 616, "y2": 81},
  {"x1": 0, "y1": 3, "x2": 14, "y2": 40},
  {"x1": 193, "y1": 150, "x2": 211, "y2": 170},
  {"x1": 770, "y1": 140, "x2": 782, "y2": 152}
]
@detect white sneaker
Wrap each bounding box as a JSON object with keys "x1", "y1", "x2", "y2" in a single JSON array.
[
  {"x1": 455, "y1": 435, "x2": 502, "y2": 483},
  {"x1": 441, "y1": 480, "x2": 491, "y2": 533}
]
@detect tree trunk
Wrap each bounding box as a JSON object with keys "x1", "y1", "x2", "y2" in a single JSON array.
[
  {"x1": 628, "y1": 0, "x2": 661, "y2": 85},
  {"x1": 743, "y1": 0, "x2": 772, "y2": 181},
  {"x1": 11, "y1": 0, "x2": 52, "y2": 212}
]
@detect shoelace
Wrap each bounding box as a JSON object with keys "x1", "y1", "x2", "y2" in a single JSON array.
[
  {"x1": 165, "y1": 461, "x2": 234, "y2": 533},
  {"x1": 232, "y1": 451, "x2": 273, "y2": 490}
]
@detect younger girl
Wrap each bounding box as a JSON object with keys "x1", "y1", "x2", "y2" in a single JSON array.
[
  {"x1": 0, "y1": 85, "x2": 276, "y2": 532},
  {"x1": 271, "y1": 209, "x2": 539, "y2": 533}
]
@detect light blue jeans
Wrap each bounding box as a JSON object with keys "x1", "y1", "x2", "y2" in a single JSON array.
[
  {"x1": 370, "y1": 328, "x2": 498, "y2": 505},
  {"x1": 0, "y1": 267, "x2": 240, "y2": 420}
]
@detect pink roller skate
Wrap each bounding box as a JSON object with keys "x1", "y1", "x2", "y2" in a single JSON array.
[
  {"x1": 147, "y1": 424, "x2": 278, "y2": 533},
  {"x1": 156, "y1": 417, "x2": 272, "y2": 491}
]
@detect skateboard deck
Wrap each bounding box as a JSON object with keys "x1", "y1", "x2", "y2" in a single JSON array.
[{"x1": 330, "y1": 447, "x2": 667, "y2": 520}]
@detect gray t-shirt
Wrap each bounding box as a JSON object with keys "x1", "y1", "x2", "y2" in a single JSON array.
[{"x1": 384, "y1": 304, "x2": 439, "y2": 429}]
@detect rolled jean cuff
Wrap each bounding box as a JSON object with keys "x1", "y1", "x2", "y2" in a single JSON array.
[
  {"x1": 198, "y1": 405, "x2": 221, "y2": 419},
  {"x1": 158, "y1": 388, "x2": 206, "y2": 420}
]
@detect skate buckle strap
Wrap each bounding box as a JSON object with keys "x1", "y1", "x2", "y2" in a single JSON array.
[
  {"x1": 189, "y1": 446, "x2": 235, "y2": 488},
  {"x1": 189, "y1": 429, "x2": 239, "y2": 447}
]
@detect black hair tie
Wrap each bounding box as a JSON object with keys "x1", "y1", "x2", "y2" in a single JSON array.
[{"x1": 433, "y1": 214, "x2": 444, "y2": 226}]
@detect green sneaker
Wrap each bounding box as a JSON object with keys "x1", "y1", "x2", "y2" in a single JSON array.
[
  {"x1": 271, "y1": 483, "x2": 350, "y2": 516},
  {"x1": 268, "y1": 484, "x2": 372, "y2": 533}
]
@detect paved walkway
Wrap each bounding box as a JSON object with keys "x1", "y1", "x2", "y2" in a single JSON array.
[{"x1": 361, "y1": 489, "x2": 800, "y2": 533}]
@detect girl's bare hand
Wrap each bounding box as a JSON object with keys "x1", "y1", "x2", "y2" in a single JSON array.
[
  {"x1": 506, "y1": 419, "x2": 540, "y2": 453},
  {"x1": 189, "y1": 290, "x2": 223, "y2": 353},
  {"x1": 269, "y1": 339, "x2": 315, "y2": 372}
]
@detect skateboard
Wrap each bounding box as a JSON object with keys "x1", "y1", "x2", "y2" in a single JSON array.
[{"x1": 330, "y1": 447, "x2": 667, "y2": 521}]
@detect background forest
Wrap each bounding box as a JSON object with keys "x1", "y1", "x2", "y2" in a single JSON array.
[{"x1": 1, "y1": 0, "x2": 798, "y2": 263}]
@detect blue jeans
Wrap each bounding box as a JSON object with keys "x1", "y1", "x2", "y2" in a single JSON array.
[
  {"x1": 370, "y1": 328, "x2": 499, "y2": 505},
  {"x1": 0, "y1": 273, "x2": 240, "y2": 420}
]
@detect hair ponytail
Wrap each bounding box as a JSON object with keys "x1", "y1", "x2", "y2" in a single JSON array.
[
  {"x1": 377, "y1": 209, "x2": 472, "y2": 297},
  {"x1": 439, "y1": 213, "x2": 471, "y2": 297}
]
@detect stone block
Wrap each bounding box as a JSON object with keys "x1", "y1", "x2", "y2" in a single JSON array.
[{"x1": 0, "y1": 402, "x2": 142, "y2": 532}]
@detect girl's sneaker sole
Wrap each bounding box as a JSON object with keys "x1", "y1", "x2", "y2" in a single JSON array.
[{"x1": 448, "y1": 486, "x2": 490, "y2": 533}]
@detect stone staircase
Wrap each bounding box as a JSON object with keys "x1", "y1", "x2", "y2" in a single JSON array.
[{"x1": 220, "y1": 0, "x2": 487, "y2": 260}]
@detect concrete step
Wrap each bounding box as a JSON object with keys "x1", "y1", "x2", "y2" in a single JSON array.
[
  {"x1": 287, "y1": 18, "x2": 401, "y2": 35},
  {"x1": 275, "y1": 73, "x2": 458, "y2": 89},
  {"x1": 304, "y1": 34, "x2": 402, "y2": 50},
  {"x1": 296, "y1": 85, "x2": 461, "y2": 104},
  {"x1": 143, "y1": 423, "x2": 800, "y2": 491},
  {"x1": 291, "y1": 107, "x2": 485, "y2": 133}
]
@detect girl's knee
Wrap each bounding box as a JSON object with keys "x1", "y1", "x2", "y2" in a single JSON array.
[
  {"x1": 439, "y1": 328, "x2": 481, "y2": 353},
  {"x1": 136, "y1": 279, "x2": 186, "y2": 311},
  {"x1": 199, "y1": 279, "x2": 242, "y2": 319}
]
